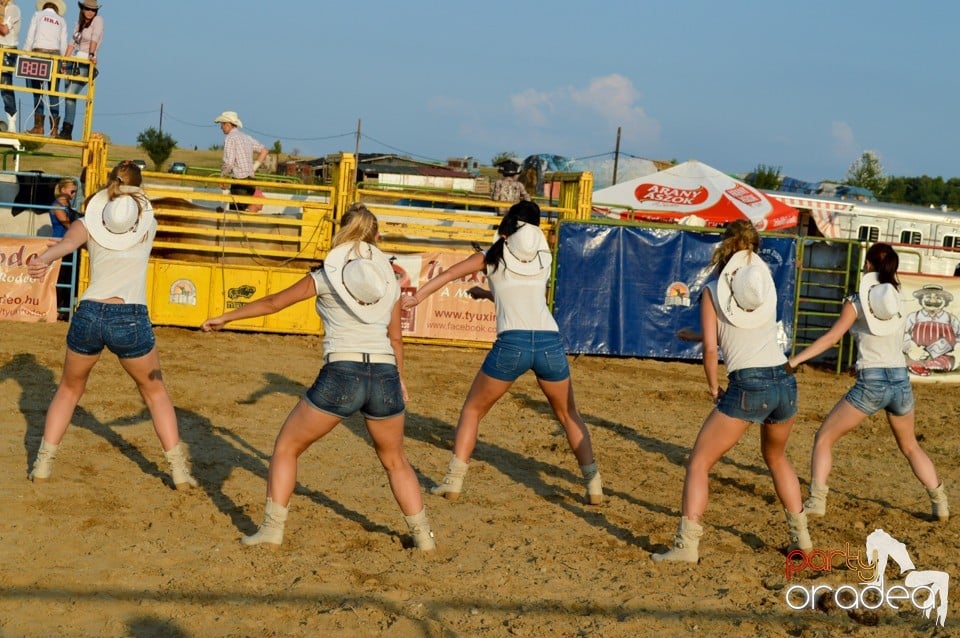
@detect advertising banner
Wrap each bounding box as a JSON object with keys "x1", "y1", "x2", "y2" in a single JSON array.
[
  {"x1": 0, "y1": 237, "x2": 59, "y2": 323},
  {"x1": 553, "y1": 223, "x2": 797, "y2": 359},
  {"x1": 394, "y1": 250, "x2": 497, "y2": 343},
  {"x1": 899, "y1": 273, "x2": 960, "y2": 383}
]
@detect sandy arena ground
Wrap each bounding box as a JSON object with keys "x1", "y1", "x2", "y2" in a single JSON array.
[{"x1": 1, "y1": 321, "x2": 957, "y2": 637}]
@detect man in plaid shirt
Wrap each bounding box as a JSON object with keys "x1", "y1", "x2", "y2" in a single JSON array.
[{"x1": 215, "y1": 110, "x2": 268, "y2": 211}]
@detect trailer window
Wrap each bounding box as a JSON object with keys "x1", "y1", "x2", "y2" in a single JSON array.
[
  {"x1": 857, "y1": 225, "x2": 880, "y2": 242},
  {"x1": 900, "y1": 230, "x2": 922, "y2": 245},
  {"x1": 944, "y1": 235, "x2": 960, "y2": 251}
]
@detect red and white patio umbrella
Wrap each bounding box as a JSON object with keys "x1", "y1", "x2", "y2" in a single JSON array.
[{"x1": 592, "y1": 159, "x2": 799, "y2": 231}]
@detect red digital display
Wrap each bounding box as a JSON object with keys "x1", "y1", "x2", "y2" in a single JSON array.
[{"x1": 15, "y1": 57, "x2": 53, "y2": 82}]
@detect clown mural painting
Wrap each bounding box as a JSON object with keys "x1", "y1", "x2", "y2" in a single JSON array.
[{"x1": 903, "y1": 280, "x2": 960, "y2": 379}]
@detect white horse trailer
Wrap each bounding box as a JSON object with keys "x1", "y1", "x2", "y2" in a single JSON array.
[{"x1": 769, "y1": 192, "x2": 960, "y2": 276}]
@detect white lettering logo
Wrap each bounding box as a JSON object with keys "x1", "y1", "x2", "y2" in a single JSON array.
[{"x1": 784, "y1": 528, "x2": 949, "y2": 627}]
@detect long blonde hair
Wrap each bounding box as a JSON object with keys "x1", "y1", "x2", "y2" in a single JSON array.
[
  {"x1": 332, "y1": 203, "x2": 379, "y2": 248},
  {"x1": 711, "y1": 220, "x2": 760, "y2": 273},
  {"x1": 84, "y1": 161, "x2": 149, "y2": 217}
]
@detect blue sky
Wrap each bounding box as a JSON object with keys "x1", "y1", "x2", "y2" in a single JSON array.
[{"x1": 61, "y1": 0, "x2": 955, "y2": 182}]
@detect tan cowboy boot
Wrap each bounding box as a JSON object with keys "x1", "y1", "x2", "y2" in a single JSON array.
[
  {"x1": 164, "y1": 442, "x2": 198, "y2": 489},
  {"x1": 242, "y1": 498, "x2": 288, "y2": 547},
  {"x1": 28, "y1": 439, "x2": 59, "y2": 481},
  {"x1": 927, "y1": 482, "x2": 949, "y2": 522},
  {"x1": 580, "y1": 462, "x2": 603, "y2": 505},
  {"x1": 403, "y1": 507, "x2": 436, "y2": 552},
  {"x1": 652, "y1": 517, "x2": 703, "y2": 563},
  {"x1": 786, "y1": 509, "x2": 813, "y2": 553},
  {"x1": 430, "y1": 455, "x2": 468, "y2": 500}
]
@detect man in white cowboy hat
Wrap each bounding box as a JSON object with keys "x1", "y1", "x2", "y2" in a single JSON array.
[
  {"x1": 0, "y1": 0, "x2": 21, "y2": 133},
  {"x1": 23, "y1": 0, "x2": 67, "y2": 135},
  {"x1": 215, "y1": 109, "x2": 268, "y2": 211}
]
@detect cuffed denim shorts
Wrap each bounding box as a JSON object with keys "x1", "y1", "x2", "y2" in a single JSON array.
[
  {"x1": 66, "y1": 301, "x2": 156, "y2": 359},
  {"x1": 717, "y1": 365, "x2": 798, "y2": 425},
  {"x1": 480, "y1": 330, "x2": 570, "y2": 383},
  {"x1": 304, "y1": 361, "x2": 404, "y2": 420},
  {"x1": 844, "y1": 367, "x2": 914, "y2": 416}
]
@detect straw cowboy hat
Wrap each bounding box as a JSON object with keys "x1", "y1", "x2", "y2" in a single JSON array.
[
  {"x1": 323, "y1": 241, "x2": 399, "y2": 323},
  {"x1": 37, "y1": 0, "x2": 66, "y2": 14},
  {"x1": 502, "y1": 222, "x2": 552, "y2": 276},
  {"x1": 859, "y1": 272, "x2": 903, "y2": 336},
  {"x1": 717, "y1": 250, "x2": 776, "y2": 328},
  {"x1": 78, "y1": 0, "x2": 101, "y2": 10},
  {"x1": 84, "y1": 190, "x2": 154, "y2": 250},
  {"x1": 214, "y1": 111, "x2": 243, "y2": 128}
]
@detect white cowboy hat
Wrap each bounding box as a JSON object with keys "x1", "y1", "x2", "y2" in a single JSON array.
[
  {"x1": 502, "y1": 222, "x2": 551, "y2": 276},
  {"x1": 37, "y1": 0, "x2": 66, "y2": 14},
  {"x1": 323, "y1": 241, "x2": 399, "y2": 323},
  {"x1": 214, "y1": 111, "x2": 242, "y2": 128},
  {"x1": 716, "y1": 250, "x2": 776, "y2": 328},
  {"x1": 83, "y1": 190, "x2": 154, "y2": 250},
  {"x1": 859, "y1": 272, "x2": 902, "y2": 336}
]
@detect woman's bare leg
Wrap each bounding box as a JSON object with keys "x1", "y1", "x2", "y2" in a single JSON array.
[
  {"x1": 681, "y1": 410, "x2": 751, "y2": 522},
  {"x1": 366, "y1": 413, "x2": 423, "y2": 515},
  {"x1": 41, "y1": 348, "x2": 100, "y2": 445},
  {"x1": 536, "y1": 377, "x2": 594, "y2": 466},
  {"x1": 450, "y1": 371, "x2": 513, "y2": 462},
  {"x1": 265, "y1": 400, "x2": 341, "y2": 507}
]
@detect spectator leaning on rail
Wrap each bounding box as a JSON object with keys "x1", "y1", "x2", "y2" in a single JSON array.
[
  {"x1": 23, "y1": 0, "x2": 68, "y2": 136},
  {"x1": 0, "y1": 0, "x2": 22, "y2": 133},
  {"x1": 215, "y1": 110, "x2": 267, "y2": 212},
  {"x1": 59, "y1": 0, "x2": 103, "y2": 140}
]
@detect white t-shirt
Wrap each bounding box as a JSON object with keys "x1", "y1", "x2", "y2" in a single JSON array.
[
  {"x1": 706, "y1": 280, "x2": 786, "y2": 372},
  {"x1": 79, "y1": 219, "x2": 156, "y2": 305},
  {"x1": 486, "y1": 259, "x2": 558, "y2": 334},
  {"x1": 309, "y1": 268, "x2": 398, "y2": 356},
  {"x1": 24, "y1": 7, "x2": 66, "y2": 53},
  {"x1": 0, "y1": 4, "x2": 21, "y2": 48},
  {"x1": 848, "y1": 294, "x2": 907, "y2": 369}
]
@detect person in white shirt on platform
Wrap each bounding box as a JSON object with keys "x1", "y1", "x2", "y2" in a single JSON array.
[
  {"x1": 653, "y1": 220, "x2": 810, "y2": 563},
  {"x1": 788, "y1": 242, "x2": 949, "y2": 523},
  {"x1": 59, "y1": 0, "x2": 103, "y2": 140},
  {"x1": 0, "y1": 0, "x2": 22, "y2": 132},
  {"x1": 23, "y1": 0, "x2": 67, "y2": 135},
  {"x1": 201, "y1": 203, "x2": 436, "y2": 552},
  {"x1": 26, "y1": 160, "x2": 198, "y2": 490},
  {"x1": 214, "y1": 110, "x2": 267, "y2": 211},
  {"x1": 402, "y1": 200, "x2": 604, "y2": 508}
]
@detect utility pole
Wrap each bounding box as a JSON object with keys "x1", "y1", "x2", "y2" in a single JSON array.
[
  {"x1": 612, "y1": 126, "x2": 622, "y2": 186},
  {"x1": 159, "y1": 103, "x2": 164, "y2": 134},
  {"x1": 354, "y1": 118, "x2": 362, "y2": 158}
]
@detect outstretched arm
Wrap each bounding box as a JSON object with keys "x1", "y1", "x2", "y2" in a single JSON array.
[
  {"x1": 27, "y1": 222, "x2": 88, "y2": 278},
  {"x1": 202, "y1": 274, "x2": 316, "y2": 331},
  {"x1": 402, "y1": 252, "x2": 486, "y2": 309},
  {"x1": 387, "y1": 301, "x2": 408, "y2": 400},
  {"x1": 700, "y1": 288, "x2": 721, "y2": 402},
  {"x1": 789, "y1": 301, "x2": 857, "y2": 369}
]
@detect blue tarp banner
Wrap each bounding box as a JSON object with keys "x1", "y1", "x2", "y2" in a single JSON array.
[{"x1": 554, "y1": 223, "x2": 797, "y2": 359}]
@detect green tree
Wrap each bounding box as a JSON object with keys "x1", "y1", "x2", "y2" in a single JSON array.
[
  {"x1": 845, "y1": 151, "x2": 888, "y2": 197},
  {"x1": 136, "y1": 127, "x2": 177, "y2": 170},
  {"x1": 271, "y1": 140, "x2": 283, "y2": 165},
  {"x1": 491, "y1": 151, "x2": 517, "y2": 165},
  {"x1": 745, "y1": 164, "x2": 782, "y2": 190}
]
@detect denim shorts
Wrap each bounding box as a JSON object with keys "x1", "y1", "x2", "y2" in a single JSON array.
[
  {"x1": 717, "y1": 365, "x2": 798, "y2": 425},
  {"x1": 66, "y1": 301, "x2": 156, "y2": 359},
  {"x1": 480, "y1": 330, "x2": 570, "y2": 383},
  {"x1": 303, "y1": 361, "x2": 404, "y2": 420},
  {"x1": 844, "y1": 367, "x2": 914, "y2": 416}
]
